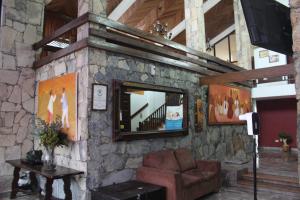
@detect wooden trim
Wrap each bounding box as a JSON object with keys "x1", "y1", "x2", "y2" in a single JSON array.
[
  {"x1": 33, "y1": 39, "x2": 89, "y2": 69},
  {"x1": 130, "y1": 103, "x2": 149, "y2": 119},
  {"x1": 88, "y1": 13, "x2": 244, "y2": 72},
  {"x1": 200, "y1": 64, "x2": 295, "y2": 85},
  {"x1": 88, "y1": 39, "x2": 217, "y2": 76},
  {"x1": 115, "y1": 129, "x2": 188, "y2": 141},
  {"x1": 90, "y1": 29, "x2": 232, "y2": 73},
  {"x1": 33, "y1": 13, "x2": 89, "y2": 50},
  {"x1": 113, "y1": 80, "x2": 189, "y2": 142}
]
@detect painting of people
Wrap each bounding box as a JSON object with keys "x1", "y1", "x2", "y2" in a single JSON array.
[
  {"x1": 208, "y1": 84, "x2": 251, "y2": 124},
  {"x1": 37, "y1": 73, "x2": 77, "y2": 141}
]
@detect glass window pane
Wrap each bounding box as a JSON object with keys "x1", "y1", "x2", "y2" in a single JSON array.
[
  {"x1": 230, "y1": 33, "x2": 237, "y2": 62},
  {"x1": 215, "y1": 38, "x2": 229, "y2": 62}
]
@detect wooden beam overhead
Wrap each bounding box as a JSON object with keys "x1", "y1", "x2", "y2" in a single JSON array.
[
  {"x1": 169, "y1": 20, "x2": 186, "y2": 40},
  {"x1": 200, "y1": 64, "x2": 295, "y2": 85},
  {"x1": 108, "y1": 0, "x2": 136, "y2": 20},
  {"x1": 202, "y1": 0, "x2": 222, "y2": 13}
]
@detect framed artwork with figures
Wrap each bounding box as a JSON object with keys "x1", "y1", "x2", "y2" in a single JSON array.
[
  {"x1": 92, "y1": 83, "x2": 108, "y2": 111},
  {"x1": 37, "y1": 73, "x2": 77, "y2": 141}
]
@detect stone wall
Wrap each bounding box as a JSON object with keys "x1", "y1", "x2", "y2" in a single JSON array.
[
  {"x1": 35, "y1": 49, "x2": 89, "y2": 200},
  {"x1": 86, "y1": 48, "x2": 253, "y2": 189},
  {"x1": 233, "y1": 0, "x2": 253, "y2": 70},
  {"x1": 0, "y1": 0, "x2": 44, "y2": 193},
  {"x1": 184, "y1": 0, "x2": 206, "y2": 52},
  {"x1": 290, "y1": 0, "x2": 300, "y2": 184}
]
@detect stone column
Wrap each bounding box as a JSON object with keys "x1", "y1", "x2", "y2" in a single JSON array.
[
  {"x1": 184, "y1": 0, "x2": 206, "y2": 52},
  {"x1": 290, "y1": 0, "x2": 300, "y2": 184},
  {"x1": 0, "y1": 0, "x2": 44, "y2": 193},
  {"x1": 233, "y1": 0, "x2": 252, "y2": 70},
  {"x1": 77, "y1": 0, "x2": 107, "y2": 40}
]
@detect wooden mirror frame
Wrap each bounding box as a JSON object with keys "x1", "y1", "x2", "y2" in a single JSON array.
[{"x1": 113, "y1": 80, "x2": 189, "y2": 141}]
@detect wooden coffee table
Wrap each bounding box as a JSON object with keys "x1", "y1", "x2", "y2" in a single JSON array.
[
  {"x1": 6, "y1": 159, "x2": 84, "y2": 200},
  {"x1": 91, "y1": 180, "x2": 166, "y2": 200}
]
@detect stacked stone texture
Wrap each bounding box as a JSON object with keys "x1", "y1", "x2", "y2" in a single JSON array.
[
  {"x1": 0, "y1": 0, "x2": 44, "y2": 193},
  {"x1": 290, "y1": 0, "x2": 300, "y2": 184},
  {"x1": 35, "y1": 49, "x2": 89, "y2": 200},
  {"x1": 86, "y1": 47, "x2": 253, "y2": 189}
]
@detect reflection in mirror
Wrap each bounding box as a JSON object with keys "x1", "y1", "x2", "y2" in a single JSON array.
[
  {"x1": 120, "y1": 88, "x2": 184, "y2": 132},
  {"x1": 113, "y1": 80, "x2": 188, "y2": 141}
]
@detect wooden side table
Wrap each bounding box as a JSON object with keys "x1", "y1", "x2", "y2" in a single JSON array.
[
  {"x1": 6, "y1": 159, "x2": 84, "y2": 200},
  {"x1": 91, "y1": 180, "x2": 166, "y2": 200}
]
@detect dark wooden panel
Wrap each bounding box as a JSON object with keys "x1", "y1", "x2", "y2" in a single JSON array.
[
  {"x1": 173, "y1": 30, "x2": 186, "y2": 46},
  {"x1": 33, "y1": 39, "x2": 89, "y2": 69},
  {"x1": 90, "y1": 28, "x2": 232, "y2": 73},
  {"x1": 200, "y1": 64, "x2": 295, "y2": 85},
  {"x1": 205, "y1": 0, "x2": 234, "y2": 39},
  {"x1": 33, "y1": 13, "x2": 89, "y2": 50},
  {"x1": 88, "y1": 13, "x2": 244, "y2": 72},
  {"x1": 88, "y1": 38, "x2": 217, "y2": 76},
  {"x1": 6, "y1": 160, "x2": 84, "y2": 179},
  {"x1": 46, "y1": 0, "x2": 78, "y2": 18}
]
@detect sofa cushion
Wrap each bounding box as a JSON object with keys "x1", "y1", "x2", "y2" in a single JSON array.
[
  {"x1": 143, "y1": 149, "x2": 180, "y2": 171},
  {"x1": 182, "y1": 174, "x2": 203, "y2": 187},
  {"x1": 174, "y1": 148, "x2": 196, "y2": 172},
  {"x1": 184, "y1": 169, "x2": 217, "y2": 181}
]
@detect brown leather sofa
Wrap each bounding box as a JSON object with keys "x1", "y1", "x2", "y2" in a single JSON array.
[{"x1": 136, "y1": 148, "x2": 221, "y2": 200}]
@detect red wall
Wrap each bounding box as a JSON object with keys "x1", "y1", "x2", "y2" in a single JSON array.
[{"x1": 257, "y1": 98, "x2": 297, "y2": 148}]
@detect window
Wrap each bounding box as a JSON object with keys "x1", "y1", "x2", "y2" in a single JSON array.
[{"x1": 210, "y1": 32, "x2": 237, "y2": 63}]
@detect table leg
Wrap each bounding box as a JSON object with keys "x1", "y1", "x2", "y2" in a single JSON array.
[
  {"x1": 10, "y1": 167, "x2": 20, "y2": 199},
  {"x1": 63, "y1": 176, "x2": 72, "y2": 200},
  {"x1": 45, "y1": 178, "x2": 53, "y2": 200},
  {"x1": 29, "y1": 172, "x2": 39, "y2": 193}
]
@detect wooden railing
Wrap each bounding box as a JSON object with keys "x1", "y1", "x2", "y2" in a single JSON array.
[
  {"x1": 32, "y1": 13, "x2": 244, "y2": 75},
  {"x1": 130, "y1": 103, "x2": 149, "y2": 119},
  {"x1": 138, "y1": 104, "x2": 166, "y2": 131}
]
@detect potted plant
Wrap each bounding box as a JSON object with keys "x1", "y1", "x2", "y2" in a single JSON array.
[
  {"x1": 278, "y1": 131, "x2": 292, "y2": 152},
  {"x1": 36, "y1": 117, "x2": 68, "y2": 171}
]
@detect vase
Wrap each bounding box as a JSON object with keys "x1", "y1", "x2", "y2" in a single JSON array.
[
  {"x1": 43, "y1": 147, "x2": 56, "y2": 171},
  {"x1": 282, "y1": 144, "x2": 290, "y2": 152}
]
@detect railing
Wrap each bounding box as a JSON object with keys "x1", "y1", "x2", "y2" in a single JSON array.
[
  {"x1": 138, "y1": 104, "x2": 166, "y2": 131},
  {"x1": 130, "y1": 103, "x2": 149, "y2": 119},
  {"x1": 32, "y1": 13, "x2": 244, "y2": 76}
]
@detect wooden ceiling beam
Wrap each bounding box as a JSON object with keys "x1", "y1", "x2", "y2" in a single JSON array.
[
  {"x1": 200, "y1": 64, "x2": 295, "y2": 85},
  {"x1": 202, "y1": 0, "x2": 222, "y2": 13},
  {"x1": 108, "y1": 0, "x2": 136, "y2": 21},
  {"x1": 119, "y1": 0, "x2": 156, "y2": 25},
  {"x1": 134, "y1": 0, "x2": 174, "y2": 30},
  {"x1": 169, "y1": 20, "x2": 185, "y2": 40}
]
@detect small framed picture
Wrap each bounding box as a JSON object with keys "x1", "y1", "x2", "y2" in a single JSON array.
[
  {"x1": 259, "y1": 50, "x2": 269, "y2": 58},
  {"x1": 92, "y1": 84, "x2": 108, "y2": 111},
  {"x1": 269, "y1": 55, "x2": 279, "y2": 63}
]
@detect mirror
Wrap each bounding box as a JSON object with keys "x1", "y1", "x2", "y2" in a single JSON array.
[{"x1": 113, "y1": 80, "x2": 188, "y2": 141}]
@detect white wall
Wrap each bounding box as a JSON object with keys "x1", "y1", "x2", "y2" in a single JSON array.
[
  {"x1": 252, "y1": 83, "x2": 296, "y2": 99},
  {"x1": 275, "y1": 0, "x2": 289, "y2": 7},
  {"x1": 253, "y1": 47, "x2": 287, "y2": 69},
  {"x1": 252, "y1": 47, "x2": 295, "y2": 100},
  {"x1": 130, "y1": 91, "x2": 165, "y2": 131}
]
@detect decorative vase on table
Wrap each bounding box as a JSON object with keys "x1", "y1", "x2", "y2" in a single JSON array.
[
  {"x1": 35, "y1": 117, "x2": 68, "y2": 172},
  {"x1": 43, "y1": 147, "x2": 56, "y2": 171}
]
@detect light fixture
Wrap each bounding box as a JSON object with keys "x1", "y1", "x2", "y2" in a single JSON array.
[
  {"x1": 206, "y1": 38, "x2": 213, "y2": 52},
  {"x1": 149, "y1": 21, "x2": 172, "y2": 40}
]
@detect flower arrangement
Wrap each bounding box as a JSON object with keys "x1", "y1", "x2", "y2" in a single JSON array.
[
  {"x1": 35, "y1": 116, "x2": 68, "y2": 170},
  {"x1": 278, "y1": 131, "x2": 292, "y2": 152},
  {"x1": 36, "y1": 117, "x2": 68, "y2": 149}
]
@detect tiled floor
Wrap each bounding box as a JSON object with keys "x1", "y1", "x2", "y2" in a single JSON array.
[
  {"x1": 1, "y1": 187, "x2": 300, "y2": 200},
  {"x1": 1, "y1": 149, "x2": 299, "y2": 200}
]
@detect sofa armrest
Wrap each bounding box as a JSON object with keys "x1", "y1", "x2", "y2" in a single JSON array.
[
  {"x1": 136, "y1": 166, "x2": 183, "y2": 200},
  {"x1": 196, "y1": 160, "x2": 221, "y2": 173}
]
